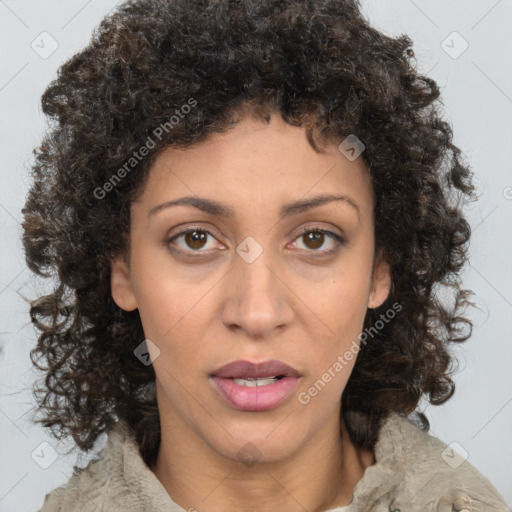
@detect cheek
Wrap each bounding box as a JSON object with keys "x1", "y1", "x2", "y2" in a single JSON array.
[
  {"x1": 130, "y1": 245, "x2": 212, "y2": 334},
  {"x1": 131, "y1": 263, "x2": 221, "y2": 374},
  {"x1": 302, "y1": 264, "x2": 372, "y2": 326},
  {"x1": 302, "y1": 266, "x2": 372, "y2": 372}
]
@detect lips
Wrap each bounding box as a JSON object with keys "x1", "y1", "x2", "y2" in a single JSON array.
[
  {"x1": 210, "y1": 359, "x2": 301, "y2": 412},
  {"x1": 211, "y1": 359, "x2": 300, "y2": 379}
]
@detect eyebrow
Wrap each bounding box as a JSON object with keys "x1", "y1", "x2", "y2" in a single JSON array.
[{"x1": 148, "y1": 194, "x2": 361, "y2": 222}]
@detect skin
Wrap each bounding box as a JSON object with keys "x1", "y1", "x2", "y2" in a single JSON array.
[{"x1": 110, "y1": 112, "x2": 391, "y2": 512}]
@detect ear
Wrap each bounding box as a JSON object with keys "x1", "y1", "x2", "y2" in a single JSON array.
[
  {"x1": 367, "y1": 248, "x2": 392, "y2": 309},
  {"x1": 110, "y1": 255, "x2": 138, "y2": 311}
]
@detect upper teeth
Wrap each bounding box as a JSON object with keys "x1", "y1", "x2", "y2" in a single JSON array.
[{"x1": 232, "y1": 376, "x2": 280, "y2": 387}]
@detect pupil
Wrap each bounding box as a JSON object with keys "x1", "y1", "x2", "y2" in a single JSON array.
[
  {"x1": 186, "y1": 230, "x2": 206, "y2": 249},
  {"x1": 305, "y1": 231, "x2": 323, "y2": 249}
]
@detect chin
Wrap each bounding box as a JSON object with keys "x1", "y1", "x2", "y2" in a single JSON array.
[{"x1": 205, "y1": 422, "x2": 307, "y2": 466}]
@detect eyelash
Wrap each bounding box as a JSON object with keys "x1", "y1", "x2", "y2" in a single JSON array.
[{"x1": 165, "y1": 226, "x2": 346, "y2": 257}]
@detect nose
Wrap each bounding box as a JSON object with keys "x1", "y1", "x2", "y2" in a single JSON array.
[{"x1": 221, "y1": 243, "x2": 295, "y2": 339}]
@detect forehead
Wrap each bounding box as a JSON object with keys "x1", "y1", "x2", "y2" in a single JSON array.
[{"x1": 136, "y1": 114, "x2": 374, "y2": 221}]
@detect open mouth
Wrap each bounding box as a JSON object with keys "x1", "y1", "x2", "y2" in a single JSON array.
[
  {"x1": 231, "y1": 375, "x2": 285, "y2": 387},
  {"x1": 210, "y1": 360, "x2": 301, "y2": 411}
]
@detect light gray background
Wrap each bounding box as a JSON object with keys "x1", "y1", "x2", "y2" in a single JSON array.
[{"x1": 0, "y1": 1, "x2": 511, "y2": 510}]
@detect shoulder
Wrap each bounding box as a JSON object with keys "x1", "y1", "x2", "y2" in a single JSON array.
[
  {"x1": 350, "y1": 412, "x2": 509, "y2": 512},
  {"x1": 37, "y1": 421, "x2": 174, "y2": 512}
]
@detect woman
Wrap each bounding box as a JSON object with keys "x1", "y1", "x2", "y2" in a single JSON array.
[{"x1": 22, "y1": 0, "x2": 508, "y2": 510}]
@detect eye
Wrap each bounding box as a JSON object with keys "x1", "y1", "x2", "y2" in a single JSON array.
[
  {"x1": 291, "y1": 227, "x2": 345, "y2": 254},
  {"x1": 166, "y1": 227, "x2": 223, "y2": 254},
  {"x1": 165, "y1": 226, "x2": 346, "y2": 256}
]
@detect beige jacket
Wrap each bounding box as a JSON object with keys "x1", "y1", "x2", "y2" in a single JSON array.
[{"x1": 38, "y1": 412, "x2": 509, "y2": 511}]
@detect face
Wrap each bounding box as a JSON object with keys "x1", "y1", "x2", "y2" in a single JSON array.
[{"x1": 110, "y1": 113, "x2": 391, "y2": 464}]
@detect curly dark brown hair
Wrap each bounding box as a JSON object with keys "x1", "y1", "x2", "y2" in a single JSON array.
[{"x1": 22, "y1": 0, "x2": 476, "y2": 468}]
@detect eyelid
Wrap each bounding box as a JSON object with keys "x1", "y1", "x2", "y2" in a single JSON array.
[{"x1": 294, "y1": 225, "x2": 344, "y2": 241}]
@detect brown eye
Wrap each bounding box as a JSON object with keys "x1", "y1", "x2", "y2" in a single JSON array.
[
  {"x1": 293, "y1": 228, "x2": 345, "y2": 254},
  {"x1": 166, "y1": 228, "x2": 221, "y2": 253},
  {"x1": 184, "y1": 230, "x2": 208, "y2": 250},
  {"x1": 302, "y1": 231, "x2": 324, "y2": 250}
]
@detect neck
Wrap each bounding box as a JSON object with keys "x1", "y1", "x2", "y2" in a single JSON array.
[{"x1": 150, "y1": 410, "x2": 374, "y2": 512}]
